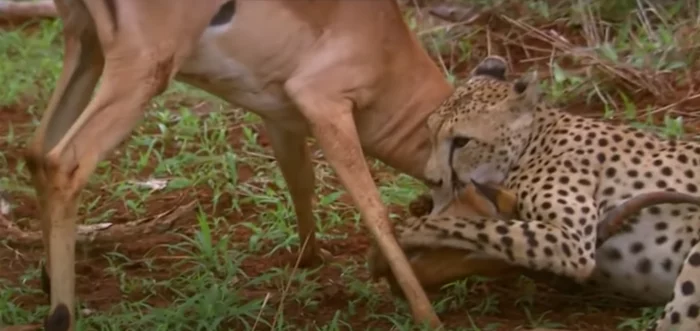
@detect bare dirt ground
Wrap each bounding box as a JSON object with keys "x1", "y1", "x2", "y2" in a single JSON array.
[{"x1": 1, "y1": 1, "x2": 700, "y2": 330}]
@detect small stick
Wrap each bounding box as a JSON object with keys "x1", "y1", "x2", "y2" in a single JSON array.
[
  {"x1": 0, "y1": 0, "x2": 57, "y2": 19},
  {"x1": 0, "y1": 201, "x2": 196, "y2": 248}
]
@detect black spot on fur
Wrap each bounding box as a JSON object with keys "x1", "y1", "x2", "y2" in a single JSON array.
[
  {"x1": 561, "y1": 243, "x2": 572, "y2": 257},
  {"x1": 424, "y1": 223, "x2": 439, "y2": 231},
  {"x1": 662, "y1": 258, "x2": 673, "y2": 272},
  {"x1": 562, "y1": 217, "x2": 575, "y2": 227},
  {"x1": 661, "y1": 166, "x2": 673, "y2": 176},
  {"x1": 630, "y1": 242, "x2": 645, "y2": 254},
  {"x1": 544, "y1": 233, "x2": 558, "y2": 244},
  {"x1": 605, "y1": 248, "x2": 622, "y2": 260},
  {"x1": 681, "y1": 281, "x2": 696, "y2": 296},
  {"x1": 477, "y1": 233, "x2": 490, "y2": 243},
  {"x1": 636, "y1": 258, "x2": 652, "y2": 274},
  {"x1": 671, "y1": 311, "x2": 680, "y2": 324},
  {"x1": 656, "y1": 236, "x2": 668, "y2": 245},
  {"x1": 673, "y1": 239, "x2": 684, "y2": 253},
  {"x1": 543, "y1": 247, "x2": 554, "y2": 256},
  {"x1": 209, "y1": 0, "x2": 236, "y2": 26},
  {"x1": 501, "y1": 236, "x2": 514, "y2": 247},
  {"x1": 496, "y1": 225, "x2": 509, "y2": 235},
  {"x1": 513, "y1": 80, "x2": 527, "y2": 93},
  {"x1": 689, "y1": 252, "x2": 700, "y2": 267}
]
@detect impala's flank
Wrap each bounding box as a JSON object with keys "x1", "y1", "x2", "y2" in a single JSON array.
[{"x1": 23, "y1": 1, "x2": 454, "y2": 330}]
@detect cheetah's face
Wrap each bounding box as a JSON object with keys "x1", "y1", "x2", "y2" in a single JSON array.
[{"x1": 424, "y1": 56, "x2": 542, "y2": 212}]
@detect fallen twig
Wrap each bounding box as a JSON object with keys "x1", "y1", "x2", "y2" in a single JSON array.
[
  {"x1": 0, "y1": 0, "x2": 57, "y2": 19},
  {"x1": 0, "y1": 324, "x2": 42, "y2": 331},
  {"x1": 0, "y1": 200, "x2": 196, "y2": 248}
]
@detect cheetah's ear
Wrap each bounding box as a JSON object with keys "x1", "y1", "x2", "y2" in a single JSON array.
[
  {"x1": 471, "y1": 55, "x2": 508, "y2": 81},
  {"x1": 508, "y1": 70, "x2": 542, "y2": 113}
]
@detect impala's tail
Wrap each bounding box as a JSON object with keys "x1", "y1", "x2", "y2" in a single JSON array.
[{"x1": 599, "y1": 191, "x2": 700, "y2": 242}]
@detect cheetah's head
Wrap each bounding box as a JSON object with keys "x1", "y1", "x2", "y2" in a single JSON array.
[{"x1": 424, "y1": 56, "x2": 542, "y2": 212}]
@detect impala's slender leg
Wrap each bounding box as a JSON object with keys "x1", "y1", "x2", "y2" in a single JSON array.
[
  {"x1": 25, "y1": 3, "x2": 104, "y2": 303},
  {"x1": 285, "y1": 82, "x2": 441, "y2": 327},
  {"x1": 263, "y1": 121, "x2": 332, "y2": 266},
  {"x1": 25, "y1": 2, "x2": 222, "y2": 329},
  {"x1": 26, "y1": 57, "x2": 176, "y2": 330}
]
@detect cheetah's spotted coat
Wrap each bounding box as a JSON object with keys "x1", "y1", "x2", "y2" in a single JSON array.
[{"x1": 401, "y1": 56, "x2": 700, "y2": 331}]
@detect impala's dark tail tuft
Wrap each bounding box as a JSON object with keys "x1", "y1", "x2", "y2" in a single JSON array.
[{"x1": 599, "y1": 191, "x2": 700, "y2": 243}]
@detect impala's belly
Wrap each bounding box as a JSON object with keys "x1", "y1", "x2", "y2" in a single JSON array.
[
  {"x1": 177, "y1": 25, "x2": 310, "y2": 135},
  {"x1": 590, "y1": 213, "x2": 700, "y2": 304}
]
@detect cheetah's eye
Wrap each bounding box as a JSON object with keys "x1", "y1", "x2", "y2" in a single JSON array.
[{"x1": 452, "y1": 136, "x2": 471, "y2": 148}]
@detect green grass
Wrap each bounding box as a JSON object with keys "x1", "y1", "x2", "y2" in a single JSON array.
[{"x1": 1, "y1": 0, "x2": 698, "y2": 330}]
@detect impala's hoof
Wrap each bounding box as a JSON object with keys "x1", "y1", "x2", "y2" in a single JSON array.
[
  {"x1": 297, "y1": 247, "x2": 333, "y2": 268},
  {"x1": 44, "y1": 303, "x2": 70, "y2": 331}
]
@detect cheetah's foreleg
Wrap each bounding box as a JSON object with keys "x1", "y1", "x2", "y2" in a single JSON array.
[
  {"x1": 397, "y1": 216, "x2": 597, "y2": 283},
  {"x1": 650, "y1": 242, "x2": 700, "y2": 331}
]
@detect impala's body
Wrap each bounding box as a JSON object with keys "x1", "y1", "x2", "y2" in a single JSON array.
[
  {"x1": 22, "y1": 0, "x2": 453, "y2": 330},
  {"x1": 176, "y1": 1, "x2": 445, "y2": 172}
]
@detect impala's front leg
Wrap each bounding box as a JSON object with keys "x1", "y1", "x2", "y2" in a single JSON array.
[{"x1": 285, "y1": 82, "x2": 440, "y2": 327}]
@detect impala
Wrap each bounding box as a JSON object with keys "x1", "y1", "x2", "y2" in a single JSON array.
[{"x1": 17, "y1": 0, "x2": 459, "y2": 330}]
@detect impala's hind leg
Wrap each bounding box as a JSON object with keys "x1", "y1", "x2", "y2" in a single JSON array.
[
  {"x1": 25, "y1": 1, "x2": 224, "y2": 330},
  {"x1": 264, "y1": 121, "x2": 332, "y2": 267},
  {"x1": 27, "y1": 0, "x2": 104, "y2": 307},
  {"x1": 27, "y1": 56, "x2": 178, "y2": 331}
]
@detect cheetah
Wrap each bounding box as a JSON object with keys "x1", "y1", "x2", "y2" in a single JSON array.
[
  {"x1": 390, "y1": 56, "x2": 700, "y2": 331},
  {"x1": 370, "y1": 181, "x2": 699, "y2": 299}
]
